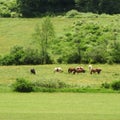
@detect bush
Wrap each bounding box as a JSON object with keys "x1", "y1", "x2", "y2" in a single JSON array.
[
  {"x1": 12, "y1": 78, "x2": 34, "y2": 92},
  {"x1": 12, "y1": 78, "x2": 69, "y2": 92},
  {"x1": 101, "y1": 82, "x2": 110, "y2": 89},
  {"x1": 0, "y1": 0, "x2": 18, "y2": 17},
  {"x1": 66, "y1": 9, "x2": 80, "y2": 18},
  {"x1": 0, "y1": 46, "x2": 53, "y2": 65},
  {"x1": 111, "y1": 80, "x2": 120, "y2": 90},
  {"x1": 33, "y1": 79, "x2": 69, "y2": 89}
]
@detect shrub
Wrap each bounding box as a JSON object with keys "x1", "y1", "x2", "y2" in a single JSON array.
[
  {"x1": 101, "y1": 82, "x2": 110, "y2": 89},
  {"x1": 0, "y1": 46, "x2": 53, "y2": 65},
  {"x1": 0, "y1": 0, "x2": 18, "y2": 17},
  {"x1": 111, "y1": 80, "x2": 120, "y2": 90},
  {"x1": 33, "y1": 79, "x2": 69, "y2": 89},
  {"x1": 66, "y1": 9, "x2": 80, "y2": 18},
  {"x1": 12, "y1": 78, "x2": 34, "y2": 92}
]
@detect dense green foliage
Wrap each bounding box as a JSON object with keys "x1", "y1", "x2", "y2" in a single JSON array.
[
  {"x1": 0, "y1": 46, "x2": 52, "y2": 65},
  {"x1": 0, "y1": 0, "x2": 20, "y2": 17},
  {"x1": 52, "y1": 14, "x2": 120, "y2": 64},
  {"x1": 0, "y1": 0, "x2": 120, "y2": 17},
  {"x1": 102, "y1": 80, "x2": 120, "y2": 91},
  {"x1": 12, "y1": 78, "x2": 70, "y2": 92},
  {"x1": 0, "y1": 13, "x2": 119, "y2": 65},
  {"x1": 111, "y1": 80, "x2": 120, "y2": 90},
  {"x1": 12, "y1": 78, "x2": 34, "y2": 92}
]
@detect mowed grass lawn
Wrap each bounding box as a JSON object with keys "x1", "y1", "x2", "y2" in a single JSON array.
[{"x1": 0, "y1": 93, "x2": 120, "y2": 120}]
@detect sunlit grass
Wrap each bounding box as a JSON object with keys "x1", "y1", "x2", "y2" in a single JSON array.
[
  {"x1": 0, "y1": 93, "x2": 120, "y2": 120},
  {"x1": 0, "y1": 64, "x2": 119, "y2": 87}
]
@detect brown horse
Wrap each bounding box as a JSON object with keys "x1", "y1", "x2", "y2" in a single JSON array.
[
  {"x1": 68, "y1": 68, "x2": 76, "y2": 74},
  {"x1": 68, "y1": 67, "x2": 85, "y2": 74},
  {"x1": 88, "y1": 65, "x2": 102, "y2": 74},
  {"x1": 75, "y1": 68, "x2": 86, "y2": 74},
  {"x1": 90, "y1": 68, "x2": 102, "y2": 74}
]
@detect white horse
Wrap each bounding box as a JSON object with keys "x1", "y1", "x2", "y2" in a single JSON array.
[
  {"x1": 88, "y1": 64, "x2": 92, "y2": 71},
  {"x1": 54, "y1": 67, "x2": 63, "y2": 73}
]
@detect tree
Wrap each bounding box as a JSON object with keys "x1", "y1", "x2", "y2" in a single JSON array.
[{"x1": 34, "y1": 17, "x2": 55, "y2": 64}]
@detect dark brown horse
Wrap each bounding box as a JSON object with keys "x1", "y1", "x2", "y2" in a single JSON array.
[
  {"x1": 30, "y1": 68, "x2": 36, "y2": 74},
  {"x1": 68, "y1": 67, "x2": 85, "y2": 74},
  {"x1": 90, "y1": 68, "x2": 102, "y2": 74},
  {"x1": 75, "y1": 68, "x2": 86, "y2": 74},
  {"x1": 88, "y1": 65, "x2": 102, "y2": 74},
  {"x1": 68, "y1": 68, "x2": 76, "y2": 74}
]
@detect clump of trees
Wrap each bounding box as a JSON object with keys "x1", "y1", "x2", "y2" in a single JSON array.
[
  {"x1": 0, "y1": 46, "x2": 53, "y2": 65},
  {"x1": 0, "y1": 0, "x2": 20, "y2": 17},
  {"x1": 0, "y1": 17, "x2": 54, "y2": 65},
  {"x1": 51, "y1": 18, "x2": 120, "y2": 64}
]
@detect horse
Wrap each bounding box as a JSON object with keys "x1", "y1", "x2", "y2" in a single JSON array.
[
  {"x1": 88, "y1": 65, "x2": 102, "y2": 74},
  {"x1": 74, "y1": 67, "x2": 86, "y2": 74},
  {"x1": 30, "y1": 68, "x2": 36, "y2": 74},
  {"x1": 54, "y1": 67, "x2": 63, "y2": 73},
  {"x1": 68, "y1": 68, "x2": 76, "y2": 74},
  {"x1": 68, "y1": 67, "x2": 85, "y2": 74},
  {"x1": 90, "y1": 68, "x2": 102, "y2": 74}
]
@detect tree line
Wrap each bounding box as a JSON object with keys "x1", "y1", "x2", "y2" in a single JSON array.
[
  {"x1": 0, "y1": 0, "x2": 120, "y2": 17},
  {"x1": 17, "y1": 0, "x2": 120, "y2": 17}
]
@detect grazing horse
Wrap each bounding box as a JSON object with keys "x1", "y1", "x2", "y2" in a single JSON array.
[
  {"x1": 68, "y1": 67, "x2": 85, "y2": 74},
  {"x1": 68, "y1": 68, "x2": 76, "y2": 74},
  {"x1": 54, "y1": 67, "x2": 63, "y2": 73},
  {"x1": 75, "y1": 67, "x2": 86, "y2": 74},
  {"x1": 30, "y1": 68, "x2": 36, "y2": 74},
  {"x1": 88, "y1": 65, "x2": 102, "y2": 74}
]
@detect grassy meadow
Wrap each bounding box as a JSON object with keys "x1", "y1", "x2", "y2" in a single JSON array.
[
  {"x1": 0, "y1": 93, "x2": 120, "y2": 120},
  {"x1": 0, "y1": 14, "x2": 120, "y2": 89},
  {"x1": 0, "y1": 64, "x2": 119, "y2": 88}
]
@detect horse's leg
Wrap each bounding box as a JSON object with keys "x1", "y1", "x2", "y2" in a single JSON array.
[{"x1": 73, "y1": 70, "x2": 76, "y2": 74}]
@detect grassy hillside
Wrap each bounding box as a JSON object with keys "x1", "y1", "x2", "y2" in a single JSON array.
[
  {"x1": 0, "y1": 17, "x2": 75, "y2": 55},
  {"x1": 0, "y1": 14, "x2": 120, "y2": 56}
]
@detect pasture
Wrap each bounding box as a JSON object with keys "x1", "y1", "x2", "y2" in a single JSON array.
[
  {"x1": 0, "y1": 64, "x2": 119, "y2": 88},
  {"x1": 0, "y1": 93, "x2": 120, "y2": 120},
  {"x1": 0, "y1": 14, "x2": 120, "y2": 120}
]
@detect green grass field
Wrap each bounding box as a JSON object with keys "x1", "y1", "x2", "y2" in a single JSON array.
[
  {"x1": 0, "y1": 93, "x2": 120, "y2": 120},
  {"x1": 0, "y1": 64, "x2": 119, "y2": 87}
]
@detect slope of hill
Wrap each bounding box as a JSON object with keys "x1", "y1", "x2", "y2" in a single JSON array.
[{"x1": 0, "y1": 13, "x2": 120, "y2": 64}]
